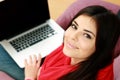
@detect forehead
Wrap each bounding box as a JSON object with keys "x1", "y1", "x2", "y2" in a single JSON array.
[{"x1": 74, "y1": 15, "x2": 97, "y2": 33}]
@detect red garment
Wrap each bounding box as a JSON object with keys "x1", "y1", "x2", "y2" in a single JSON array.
[
  {"x1": 38, "y1": 44, "x2": 113, "y2": 80},
  {"x1": 97, "y1": 63, "x2": 114, "y2": 80},
  {"x1": 38, "y1": 44, "x2": 76, "y2": 80}
]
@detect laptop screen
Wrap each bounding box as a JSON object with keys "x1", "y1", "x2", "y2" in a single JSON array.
[{"x1": 0, "y1": 0, "x2": 50, "y2": 41}]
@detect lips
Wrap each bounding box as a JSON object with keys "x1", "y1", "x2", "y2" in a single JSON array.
[{"x1": 66, "y1": 42, "x2": 78, "y2": 49}]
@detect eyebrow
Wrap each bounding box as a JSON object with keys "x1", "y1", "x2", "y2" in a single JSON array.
[
  {"x1": 73, "y1": 20, "x2": 96, "y2": 37},
  {"x1": 73, "y1": 21, "x2": 79, "y2": 26},
  {"x1": 84, "y1": 29, "x2": 96, "y2": 37}
]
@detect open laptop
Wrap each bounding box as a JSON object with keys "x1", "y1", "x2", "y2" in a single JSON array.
[{"x1": 0, "y1": 0, "x2": 64, "y2": 68}]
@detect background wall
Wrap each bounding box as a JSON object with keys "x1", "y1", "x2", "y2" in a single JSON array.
[{"x1": 48, "y1": 0, "x2": 120, "y2": 20}]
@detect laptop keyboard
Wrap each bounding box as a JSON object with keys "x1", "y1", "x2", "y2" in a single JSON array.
[{"x1": 10, "y1": 24, "x2": 57, "y2": 52}]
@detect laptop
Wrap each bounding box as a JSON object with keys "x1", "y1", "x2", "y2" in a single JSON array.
[{"x1": 0, "y1": 0, "x2": 64, "y2": 68}]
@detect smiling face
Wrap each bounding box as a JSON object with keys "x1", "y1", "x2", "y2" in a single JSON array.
[{"x1": 63, "y1": 15, "x2": 97, "y2": 64}]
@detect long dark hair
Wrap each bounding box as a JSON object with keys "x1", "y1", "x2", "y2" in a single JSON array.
[{"x1": 60, "y1": 5, "x2": 120, "y2": 80}]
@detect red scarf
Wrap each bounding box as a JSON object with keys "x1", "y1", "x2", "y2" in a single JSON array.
[
  {"x1": 38, "y1": 44, "x2": 76, "y2": 80},
  {"x1": 38, "y1": 44, "x2": 113, "y2": 80}
]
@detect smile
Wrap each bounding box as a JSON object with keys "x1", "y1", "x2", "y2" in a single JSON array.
[{"x1": 66, "y1": 42, "x2": 78, "y2": 49}]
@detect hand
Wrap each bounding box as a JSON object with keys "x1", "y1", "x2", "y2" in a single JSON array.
[{"x1": 24, "y1": 54, "x2": 41, "y2": 80}]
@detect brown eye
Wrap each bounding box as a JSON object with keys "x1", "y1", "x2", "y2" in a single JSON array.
[
  {"x1": 71, "y1": 23, "x2": 77, "y2": 30},
  {"x1": 83, "y1": 33, "x2": 92, "y2": 39}
]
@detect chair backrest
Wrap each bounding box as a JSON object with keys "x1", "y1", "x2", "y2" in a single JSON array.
[
  {"x1": 0, "y1": 71, "x2": 14, "y2": 80},
  {"x1": 56, "y1": 0, "x2": 120, "y2": 80},
  {"x1": 114, "y1": 54, "x2": 120, "y2": 80},
  {"x1": 56, "y1": 0, "x2": 120, "y2": 30}
]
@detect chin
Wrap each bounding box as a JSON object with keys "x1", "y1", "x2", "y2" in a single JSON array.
[{"x1": 63, "y1": 46, "x2": 74, "y2": 58}]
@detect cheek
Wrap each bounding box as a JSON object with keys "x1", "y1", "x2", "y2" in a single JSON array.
[
  {"x1": 64, "y1": 29, "x2": 71, "y2": 36},
  {"x1": 63, "y1": 40, "x2": 96, "y2": 59},
  {"x1": 78, "y1": 40, "x2": 96, "y2": 57},
  {"x1": 64, "y1": 30, "x2": 70, "y2": 41}
]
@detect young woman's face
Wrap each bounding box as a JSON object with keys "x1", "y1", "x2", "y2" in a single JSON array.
[{"x1": 63, "y1": 15, "x2": 97, "y2": 63}]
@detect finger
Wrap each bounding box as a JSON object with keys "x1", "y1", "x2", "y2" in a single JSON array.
[
  {"x1": 34, "y1": 54, "x2": 37, "y2": 62},
  {"x1": 33, "y1": 54, "x2": 37, "y2": 65},
  {"x1": 24, "y1": 59, "x2": 28, "y2": 66},
  {"x1": 29, "y1": 55, "x2": 33, "y2": 64},
  {"x1": 37, "y1": 54, "x2": 42, "y2": 67},
  {"x1": 37, "y1": 67, "x2": 42, "y2": 76}
]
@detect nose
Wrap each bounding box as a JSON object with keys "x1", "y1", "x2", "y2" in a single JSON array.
[{"x1": 70, "y1": 31, "x2": 79, "y2": 41}]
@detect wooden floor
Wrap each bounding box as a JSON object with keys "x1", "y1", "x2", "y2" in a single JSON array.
[{"x1": 48, "y1": 0, "x2": 120, "y2": 20}]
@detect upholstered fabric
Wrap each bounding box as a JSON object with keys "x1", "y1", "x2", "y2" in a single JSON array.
[
  {"x1": 114, "y1": 37, "x2": 120, "y2": 58},
  {"x1": 114, "y1": 54, "x2": 120, "y2": 80},
  {"x1": 56, "y1": 0, "x2": 120, "y2": 30},
  {"x1": 0, "y1": 71, "x2": 14, "y2": 80}
]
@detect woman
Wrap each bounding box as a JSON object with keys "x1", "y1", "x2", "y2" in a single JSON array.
[{"x1": 24, "y1": 5, "x2": 120, "y2": 80}]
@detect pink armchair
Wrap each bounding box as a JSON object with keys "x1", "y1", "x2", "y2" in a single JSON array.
[{"x1": 0, "y1": 71, "x2": 14, "y2": 80}]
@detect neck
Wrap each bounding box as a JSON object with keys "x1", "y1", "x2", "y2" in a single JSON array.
[{"x1": 71, "y1": 58, "x2": 84, "y2": 65}]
